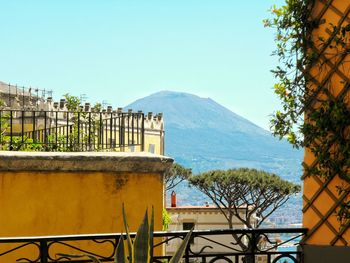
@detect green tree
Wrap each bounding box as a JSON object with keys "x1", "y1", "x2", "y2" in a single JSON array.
[
  {"x1": 190, "y1": 168, "x2": 300, "y2": 261},
  {"x1": 64, "y1": 94, "x2": 83, "y2": 151},
  {"x1": 92, "y1": 102, "x2": 102, "y2": 112},
  {"x1": 63, "y1": 94, "x2": 99, "y2": 151},
  {"x1": 64, "y1": 93, "x2": 81, "y2": 111},
  {"x1": 189, "y1": 168, "x2": 300, "y2": 229},
  {"x1": 0, "y1": 99, "x2": 9, "y2": 149},
  {"x1": 0, "y1": 104, "x2": 7, "y2": 134},
  {"x1": 165, "y1": 163, "x2": 192, "y2": 192}
]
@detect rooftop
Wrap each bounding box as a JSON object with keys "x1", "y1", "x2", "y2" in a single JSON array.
[{"x1": 167, "y1": 205, "x2": 251, "y2": 210}]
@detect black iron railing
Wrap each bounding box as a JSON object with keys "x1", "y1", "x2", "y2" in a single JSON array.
[
  {"x1": 0, "y1": 109, "x2": 145, "y2": 152},
  {"x1": 0, "y1": 228, "x2": 307, "y2": 263}
]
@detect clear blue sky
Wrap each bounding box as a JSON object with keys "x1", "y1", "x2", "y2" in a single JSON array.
[{"x1": 0, "y1": 0, "x2": 285, "y2": 130}]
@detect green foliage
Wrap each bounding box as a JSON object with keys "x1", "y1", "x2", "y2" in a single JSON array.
[
  {"x1": 65, "y1": 97, "x2": 103, "y2": 151},
  {"x1": 190, "y1": 168, "x2": 299, "y2": 256},
  {"x1": 2, "y1": 136, "x2": 41, "y2": 151},
  {"x1": 266, "y1": 0, "x2": 350, "y2": 223},
  {"x1": 0, "y1": 93, "x2": 104, "y2": 152},
  {"x1": 165, "y1": 163, "x2": 192, "y2": 191},
  {"x1": 64, "y1": 93, "x2": 81, "y2": 111},
  {"x1": 0, "y1": 134, "x2": 68, "y2": 151},
  {"x1": 302, "y1": 101, "x2": 350, "y2": 182},
  {"x1": 189, "y1": 168, "x2": 300, "y2": 228},
  {"x1": 64, "y1": 94, "x2": 86, "y2": 151},
  {"x1": 0, "y1": 99, "x2": 8, "y2": 140},
  {"x1": 337, "y1": 185, "x2": 350, "y2": 225},
  {"x1": 0, "y1": 113, "x2": 9, "y2": 141},
  {"x1": 264, "y1": 0, "x2": 315, "y2": 148},
  {"x1": 60, "y1": 207, "x2": 193, "y2": 263},
  {"x1": 118, "y1": 205, "x2": 192, "y2": 263},
  {"x1": 131, "y1": 211, "x2": 151, "y2": 262},
  {"x1": 0, "y1": 94, "x2": 107, "y2": 152},
  {"x1": 162, "y1": 208, "x2": 172, "y2": 231},
  {"x1": 93, "y1": 102, "x2": 102, "y2": 112}
]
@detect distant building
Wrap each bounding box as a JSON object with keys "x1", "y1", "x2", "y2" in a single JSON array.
[
  {"x1": 0, "y1": 81, "x2": 164, "y2": 154},
  {"x1": 0, "y1": 81, "x2": 44, "y2": 109},
  {"x1": 165, "y1": 192, "x2": 260, "y2": 261}
]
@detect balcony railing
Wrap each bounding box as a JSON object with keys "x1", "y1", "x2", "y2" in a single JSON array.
[
  {"x1": 0, "y1": 228, "x2": 307, "y2": 263},
  {"x1": 0, "y1": 109, "x2": 145, "y2": 152}
]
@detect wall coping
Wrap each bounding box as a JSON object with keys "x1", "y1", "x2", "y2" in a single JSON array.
[{"x1": 0, "y1": 151, "x2": 173, "y2": 173}]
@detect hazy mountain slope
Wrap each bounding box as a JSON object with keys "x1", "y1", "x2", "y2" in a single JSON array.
[
  {"x1": 129, "y1": 91, "x2": 265, "y2": 133},
  {"x1": 126, "y1": 91, "x2": 302, "y2": 180}
]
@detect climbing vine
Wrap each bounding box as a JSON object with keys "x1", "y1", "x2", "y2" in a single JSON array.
[{"x1": 265, "y1": 0, "x2": 350, "y2": 224}]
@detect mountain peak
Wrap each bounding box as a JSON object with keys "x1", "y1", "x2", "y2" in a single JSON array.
[
  {"x1": 125, "y1": 90, "x2": 301, "y2": 180},
  {"x1": 147, "y1": 90, "x2": 207, "y2": 100},
  {"x1": 126, "y1": 90, "x2": 264, "y2": 134}
]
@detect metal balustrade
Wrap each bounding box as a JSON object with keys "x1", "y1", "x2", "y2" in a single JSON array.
[
  {"x1": 0, "y1": 228, "x2": 307, "y2": 263},
  {"x1": 0, "y1": 109, "x2": 145, "y2": 152}
]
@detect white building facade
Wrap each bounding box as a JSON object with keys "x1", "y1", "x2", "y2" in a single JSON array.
[{"x1": 165, "y1": 194, "x2": 259, "y2": 262}]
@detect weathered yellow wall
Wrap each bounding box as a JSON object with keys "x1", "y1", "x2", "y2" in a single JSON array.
[
  {"x1": 0, "y1": 171, "x2": 163, "y2": 236},
  {"x1": 0, "y1": 151, "x2": 172, "y2": 261},
  {"x1": 303, "y1": 0, "x2": 350, "y2": 246}
]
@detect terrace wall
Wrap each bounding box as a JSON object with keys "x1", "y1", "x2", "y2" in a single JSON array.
[{"x1": 0, "y1": 151, "x2": 172, "y2": 260}]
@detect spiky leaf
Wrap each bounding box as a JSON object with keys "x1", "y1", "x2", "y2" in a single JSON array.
[
  {"x1": 115, "y1": 236, "x2": 126, "y2": 263},
  {"x1": 133, "y1": 211, "x2": 149, "y2": 263},
  {"x1": 122, "y1": 204, "x2": 133, "y2": 261},
  {"x1": 169, "y1": 228, "x2": 193, "y2": 263},
  {"x1": 149, "y1": 207, "x2": 154, "y2": 262}
]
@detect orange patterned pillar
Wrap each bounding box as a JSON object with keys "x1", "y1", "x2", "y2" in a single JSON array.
[{"x1": 302, "y1": 1, "x2": 350, "y2": 262}]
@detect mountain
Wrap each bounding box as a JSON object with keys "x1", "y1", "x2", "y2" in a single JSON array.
[
  {"x1": 126, "y1": 91, "x2": 303, "y2": 224},
  {"x1": 126, "y1": 91, "x2": 302, "y2": 177}
]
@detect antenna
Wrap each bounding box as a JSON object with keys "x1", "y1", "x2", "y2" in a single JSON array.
[
  {"x1": 102, "y1": 100, "x2": 110, "y2": 108},
  {"x1": 41, "y1": 88, "x2": 52, "y2": 98},
  {"x1": 80, "y1": 94, "x2": 88, "y2": 103},
  {"x1": 8, "y1": 83, "x2": 11, "y2": 107},
  {"x1": 35, "y1": 88, "x2": 39, "y2": 109},
  {"x1": 47, "y1": 90, "x2": 53, "y2": 97}
]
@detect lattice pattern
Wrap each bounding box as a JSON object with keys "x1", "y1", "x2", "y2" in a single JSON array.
[{"x1": 302, "y1": 0, "x2": 350, "y2": 245}]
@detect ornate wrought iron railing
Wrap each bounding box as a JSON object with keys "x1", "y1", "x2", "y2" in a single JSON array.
[
  {"x1": 0, "y1": 109, "x2": 145, "y2": 151},
  {"x1": 0, "y1": 228, "x2": 307, "y2": 263}
]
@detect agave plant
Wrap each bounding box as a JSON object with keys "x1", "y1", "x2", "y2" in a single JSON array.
[{"x1": 58, "y1": 206, "x2": 193, "y2": 263}]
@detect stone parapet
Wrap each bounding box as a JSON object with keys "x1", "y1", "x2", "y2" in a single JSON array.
[{"x1": 0, "y1": 151, "x2": 173, "y2": 172}]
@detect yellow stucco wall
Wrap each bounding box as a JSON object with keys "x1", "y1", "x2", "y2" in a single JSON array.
[
  {"x1": 144, "y1": 131, "x2": 164, "y2": 155},
  {"x1": 0, "y1": 151, "x2": 172, "y2": 261},
  {"x1": 0, "y1": 171, "x2": 163, "y2": 236},
  {"x1": 116, "y1": 130, "x2": 164, "y2": 154},
  {"x1": 303, "y1": 0, "x2": 350, "y2": 246}
]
